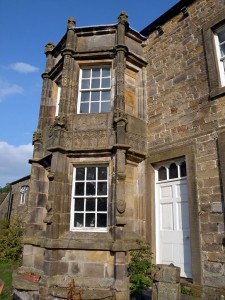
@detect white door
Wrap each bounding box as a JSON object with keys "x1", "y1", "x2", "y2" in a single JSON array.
[{"x1": 155, "y1": 162, "x2": 192, "y2": 278}]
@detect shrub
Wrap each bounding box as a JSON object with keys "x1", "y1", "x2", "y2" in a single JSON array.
[
  {"x1": 0, "y1": 218, "x2": 24, "y2": 262},
  {"x1": 128, "y1": 239, "x2": 154, "y2": 296}
]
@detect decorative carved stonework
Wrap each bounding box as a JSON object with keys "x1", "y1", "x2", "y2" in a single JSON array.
[
  {"x1": 118, "y1": 11, "x2": 128, "y2": 26},
  {"x1": 32, "y1": 130, "x2": 42, "y2": 144},
  {"x1": 114, "y1": 108, "x2": 128, "y2": 125},
  {"x1": 117, "y1": 199, "x2": 126, "y2": 214}
]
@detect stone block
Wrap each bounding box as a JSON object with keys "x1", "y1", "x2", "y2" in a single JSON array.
[
  {"x1": 152, "y1": 282, "x2": 181, "y2": 300},
  {"x1": 83, "y1": 263, "x2": 104, "y2": 278},
  {"x1": 153, "y1": 264, "x2": 180, "y2": 283}
]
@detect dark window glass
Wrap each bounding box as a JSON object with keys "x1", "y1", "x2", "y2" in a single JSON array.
[
  {"x1": 81, "y1": 92, "x2": 90, "y2": 102},
  {"x1": 97, "y1": 198, "x2": 107, "y2": 211},
  {"x1": 101, "y1": 102, "x2": 110, "y2": 112},
  {"x1": 98, "y1": 167, "x2": 107, "y2": 180},
  {"x1": 74, "y1": 213, "x2": 84, "y2": 227},
  {"x1": 101, "y1": 91, "x2": 110, "y2": 101},
  {"x1": 97, "y1": 182, "x2": 107, "y2": 195},
  {"x1": 180, "y1": 161, "x2": 186, "y2": 177},
  {"x1": 92, "y1": 68, "x2": 100, "y2": 77},
  {"x1": 81, "y1": 79, "x2": 90, "y2": 89},
  {"x1": 76, "y1": 168, "x2": 85, "y2": 180},
  {"x1": 86, "y1": 213, "x2": 95, "y2": 227},
  {"x1": 91, "y1": 91, "x2": 100, "y2": 101},
  {"x1": 86, "y1": 182, "x2": 96, "y2": 195},
  {"x1": 90, "y1": 102, "x2": 99, "y2": 113},
  {"x1": 158, "y1": 166, "x2": 167, "y2": 181},
  {"x1": 86, "y1": 198, "x2": 95, "y2": 211},
  {"x1": 87, "y1": 167, "x2": 96, "y2": 180},
  {"x1": 82, "y1": 69, "x2": 91, "y2": 78},
  {"x1": 75, "y1": 198, "x2": 84, "y2": 211},
  {"x1": 102, "y1": 68, "x2": 110, "y2": 77},
  {"x1": 101, "y1": 78, "x2": 110, "y2": 88},
  {"x1": 75, "y1": 182, "x2": 84, "y2": 196},
  {"x1": 91, "y1": 79, "x2": 100, "y2": 89},
  {"x1": 80, "y1": 103, "x2": 89, "y2": 113},
  {"x1": 169, "y1": 163, "x2": 178, "y2": 179},
  {"x1": 97, "y1": 214, "x2": 107, "y2": 227}
]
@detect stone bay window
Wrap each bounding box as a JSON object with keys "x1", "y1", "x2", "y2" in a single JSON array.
[{"x1": 14, "y1": 12, "x2": 148, "y2": 300}]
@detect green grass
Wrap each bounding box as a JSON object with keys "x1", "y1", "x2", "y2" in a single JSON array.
[{"x1": 0, "y1": 260, "x2": 20, "y2": 300}]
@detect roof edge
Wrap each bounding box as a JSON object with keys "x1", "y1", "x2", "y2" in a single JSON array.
[{"x1": 140, "y1": 0, "x2": 196, "y2": 36}]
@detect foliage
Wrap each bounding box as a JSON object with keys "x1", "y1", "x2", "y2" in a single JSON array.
[
  {"x1": 0, "y1": 260, "x2": 20, "y2": 300},
  {"x1": 128, "y1": 240, "x2": 154, "y2": 295},
  {"x1": 181, "y1": 286, "x2": 194, "y2": 296},
  {"x1": 0, "y1": 184, "x2": 11, "y2": 194},
  {"x1": 0, "y1": 218, "x2": 24, "y2": 262}
]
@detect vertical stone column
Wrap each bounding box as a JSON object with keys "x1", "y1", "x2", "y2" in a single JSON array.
[
  {"x1": 59, "y1": 17, "x2": 77, "y2": 122},
  {"x1": 113, "y1": 12, "x2": 130, "y2": 300},
  {"x1": 152, "y1": 264, "x2": 181, "y2": 300}
]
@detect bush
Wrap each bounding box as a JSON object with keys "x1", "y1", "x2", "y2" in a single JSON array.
[
  {"x1": 128, "y1": 240, "x2": 154, "y2": 296},
  {"x1": 0, "y1": 218, "x2": 24, "y2": 262}
]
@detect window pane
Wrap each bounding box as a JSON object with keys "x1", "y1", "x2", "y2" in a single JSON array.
[
  {"x1": 86, "y1": 213, "x2": 95, "y2": 227},
  {"x1": 82, "y1": 69, "x2": 91, "y2": 78},
  {"x1": 86, "y1": 182, "x2": 96, "y2": 195},
  {"x1": 101, "y1": 101, "x2": 110, "y2": 112},
  {"x1": 81, "y1": 79, "x2": 90, "y2": 89},
  {"x1": 97, "y1": 182, "x2": 107, "y2": 195},
  {"x1": 98, "y1": 167, "x2": 107, "y2": 180},
  {"x1": 91, "y1": 91, "x2": 100, "y2": 101},
  {"x1": 220, "y1": 44, "x2": 225, "y2": 57},
  {"x1": 101, "y1": 91, "x2": 110, "y2": 101},
  {"x1": 102, "y1": 68, "x2": 110, "y2": 77},
  {"x1": 80, "y1": 103, "x2": 89, "y2": 113},
  {"x1": 91, "y1": 79, "x2": 100, "y2": 89},
  {"x1": 75, "y1": 182, "x2": 84, "y2": 196},
  {"x1": 169, "y1": 163, "x2": 178, "y2": 179},
  {"x1": 97, "y1": 198, "x2": 107, "y2": 211},
  {"x1": 158, "y1": 166, "x2": 167, "y2": 181},
  {"x1": 76, "y1": 168, "x2": 85, "y2": 180},
  {"x1": 86, "y1": 198, "x2": 96, "y2": 211},
  {"x1": 92, "y1": 68, "x2": 100, "y2": 77},
  {"x1": 75, "y1": 198, "x2": 84, "y2": 211},
  {"x1": 97, "y1": 214, "x2": 107, "y2": 227},
  {"x1": 87, "y1": 167, "x2": 96, "y2": 180},
  {"x1": 81, "y1": 92, "x2": 90, "y2": 102},
  {"x1": 218, "y1": 30, "x2": 225, "y2": 43},
  {"x1": 180, "y1": 161, "x2": 186, "y2": 177},
  {"x1": 90, "y1": 102, "x2": 99, "y2": 113},
  {"x1": 101, "y1": 78, "x2": 110, "y2": 88},
  {"x1": 74, "y1": 213, "x2": 84, "y2": 227}
]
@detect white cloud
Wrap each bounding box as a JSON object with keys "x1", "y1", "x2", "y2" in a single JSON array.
[
  {"x1": 0, "y1": 141, "x2": 33, "y2": 187},
  {"x1": 10, "y1": 62, "x2": 39, "y2": 73},
  {"x1": 0, "y1": 79, "x2": 23, "y2": 102}
]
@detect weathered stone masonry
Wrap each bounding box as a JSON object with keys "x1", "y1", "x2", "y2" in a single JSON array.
[{"x1": 13, "y1": 0, "x2": 225, "y2": 299}]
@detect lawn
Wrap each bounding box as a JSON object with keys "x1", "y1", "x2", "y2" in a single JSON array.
[{"x1": 0, "y1": 261, "x2": 20, "y2": 300}]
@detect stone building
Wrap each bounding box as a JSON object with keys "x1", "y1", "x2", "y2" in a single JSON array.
[
  {"x1": 0, "y1": 176, "x2": 30, "y2": 222},
  {"x1": 13, "y1": 0, "x2": 225, "y2": 299}
]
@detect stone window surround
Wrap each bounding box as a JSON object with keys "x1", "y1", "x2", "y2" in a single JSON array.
[
  {"x1": 146, "y1": 144, "x2": 202, "y2": 285},
  {"x1": 203, "y1": 9, "x2": 225, "y2": 99}
]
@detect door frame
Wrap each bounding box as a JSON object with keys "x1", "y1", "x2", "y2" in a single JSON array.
[
  {"x1": 146, "y1": 144, "x2": 202, "y2": 285},
  {"x1": 155, "y1": 161, "x2": 192, "y2": 278}
]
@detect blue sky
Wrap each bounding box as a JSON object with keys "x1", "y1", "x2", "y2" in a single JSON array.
[{"x1": 0, "y1": 0, "x2": 179, "y2": 187}]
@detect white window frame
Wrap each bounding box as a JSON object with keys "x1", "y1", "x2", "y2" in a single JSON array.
[
  {"x1": 77, "y1": 66, "x2": 111, "y2": 114},
  {"x1": 55, "y1": 85, "x2": 61, "y2": 117},
  {"x1": 20, "y1": 185, "x2": 29, "y2": 205},
  {"x1": 70, "y1": 165, "x2": 108, "y2": 232},
  {"x1": 214, "y1": 25, "x2": 225, "y2": 87}
]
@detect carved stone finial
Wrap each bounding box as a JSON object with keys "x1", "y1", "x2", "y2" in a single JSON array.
[
  {"x1": 118, "y1": 11, "x2": 128, "y2": 25},
  {"x1": 44, "y1": 41, "x2": 55, "y2": 55},
  {"x1": 67, "y1": 16, "x2": 76, "y2": 30},
  {"x1": 32, "y1": 130, "x2": 42, "y2": 144}
]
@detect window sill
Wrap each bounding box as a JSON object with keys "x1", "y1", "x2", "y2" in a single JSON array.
[{"x1": 210, "y1": 86, "x2": 225, "y2": 99}]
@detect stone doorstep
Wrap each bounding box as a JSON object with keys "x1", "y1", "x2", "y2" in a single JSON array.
[{"x1": 180, "y1": 278, "x2": 202, "y2": 298}]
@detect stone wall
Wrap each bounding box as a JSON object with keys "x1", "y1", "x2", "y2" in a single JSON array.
[{"x1": 144, "y1": 0, "x2": 225, "y2": 296}]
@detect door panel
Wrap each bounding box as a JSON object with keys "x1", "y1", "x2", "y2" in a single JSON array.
[{"x1": 156, "y1": 179, "x2": 192, "y2": 278}]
